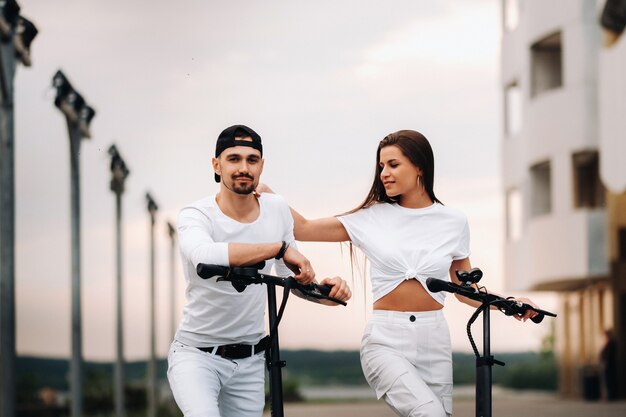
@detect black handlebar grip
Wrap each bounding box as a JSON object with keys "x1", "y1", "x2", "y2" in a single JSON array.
[
  {"x1": 300, "y1": 282, "x2": 332, "y2": 296},
  {"x1": 196, "y1": 263, "x2": 229, "y2": 279},
  {"x1": 316, "y1": 284, "x2": 332, "y2": 296},
  {"x1": 315, "y1": 283, "x2": 347, "y2": 306},
  {"x1": 518, "y1": 302, "x2": 545, "y2": 324}
]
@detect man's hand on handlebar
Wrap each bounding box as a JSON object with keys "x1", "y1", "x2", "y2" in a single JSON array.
[
  {"x1": 318, "y1": 276, "x2": 352, "y2": 306},
  {"x1": 283, "y1": 245, "x2": 315, "y2": 285}
]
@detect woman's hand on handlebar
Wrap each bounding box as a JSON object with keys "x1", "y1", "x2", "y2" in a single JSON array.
[
  {"x1": 319, "y1": 276, "x2": 352, "y2": 306},
  {"x1": 511, "y1": 297, "x2": 540, "y2": 322}
]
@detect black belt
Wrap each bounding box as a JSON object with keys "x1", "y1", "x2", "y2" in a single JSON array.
[{"x1": 198, "y1": 336, "x2": 269, "y2": 359}]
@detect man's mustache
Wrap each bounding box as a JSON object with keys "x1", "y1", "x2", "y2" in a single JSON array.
[{"x1": 232, "y1": 174, "x2": 254, "y2": 180}]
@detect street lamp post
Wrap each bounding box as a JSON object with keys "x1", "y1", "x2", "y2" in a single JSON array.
[
  {"x1": 52, "y1": 69, "x2": 96, "y2": 417},
  {"x1": 167, "y1": 222, "x2": 177, "y2": 343},
  {"x1": 146, "y1": 193, "x2": 158, "y2": 417},
  {"x1": 109, "y1": 145, "x2": 129, "y2": 417},
  {"x1": 0, "y1": 2, "x2": 37, "y2": 416}
]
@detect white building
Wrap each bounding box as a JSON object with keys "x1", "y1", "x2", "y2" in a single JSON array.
[{"x1": 500, "y1": 0, "x2": 626, "y2": 398}]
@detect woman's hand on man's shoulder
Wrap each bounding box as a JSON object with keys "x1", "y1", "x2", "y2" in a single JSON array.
[{"x1": 254, "y1": 183, "x2": 275, "y2": 197}]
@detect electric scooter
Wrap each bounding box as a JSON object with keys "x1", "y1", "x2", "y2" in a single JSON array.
[
  {"x1": 427, "y1": 268, "x2": 557, "y2": 417},
  {"x1": 196, "y1": 262, "x2": 347, "y2": 417}
]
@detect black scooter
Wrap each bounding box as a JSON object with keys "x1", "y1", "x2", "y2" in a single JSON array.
[
  {"x1": 196, "y1": 262, "x2": 347, "y2": 417},
  {"x1": 427, "y1": 268, "x2": 557, "y2": 417}
]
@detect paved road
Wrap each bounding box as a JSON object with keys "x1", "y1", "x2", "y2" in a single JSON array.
[{"x1": 266, "y1": 396, "x2": 626, "y2": 417}]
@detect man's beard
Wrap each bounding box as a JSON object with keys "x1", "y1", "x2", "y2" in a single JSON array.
[{"x1": 227, "y1": 175, "x2": 256, "y2": 195}]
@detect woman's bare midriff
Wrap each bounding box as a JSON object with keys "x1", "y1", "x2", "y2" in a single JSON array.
[{"x1": 373, "y1": 278, "x2": 443, "y2": 312}]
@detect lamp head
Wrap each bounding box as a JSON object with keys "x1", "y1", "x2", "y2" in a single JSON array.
[
  {"x1": 108, "y1": 144, "x2": 130, "y2": 181},
  {"x1": 0, "y1": 0, "x2": 20, "y2": 38},
  {"x1": 53, "y1": 70, "x2": 95, "y2": 138},
  {"x1": 53, "y1": 70, "x2": 79, "y2": 120},
  {"x1": 146, "y1": 192, "x2": 158, "y2": 214},
  {"x1": 167, "y1": 222, "x2": 176, "y2": 238},
  {"x1": 13, "y1": 16, "x2": 37, "y2": 66},
  {"x1": 78, "y1": 105, "x2": 96, "y2": 138}
]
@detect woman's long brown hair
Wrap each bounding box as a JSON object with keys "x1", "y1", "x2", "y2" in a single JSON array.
[
  {"x1": 340, "y1": 130, "x2": 443, "y2": 309},
  {"x1": 346, "y1": 129, "x2": 442, "y2": 215}
]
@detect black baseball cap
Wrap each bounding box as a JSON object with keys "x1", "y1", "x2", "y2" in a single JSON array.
[{"x1": 214, "y1": 124, "x2": 263, "y2": 182}]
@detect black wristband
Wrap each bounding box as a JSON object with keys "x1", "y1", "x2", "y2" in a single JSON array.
[{"x1": 275, "y1": 241, "x2": 289, "y2": 259}]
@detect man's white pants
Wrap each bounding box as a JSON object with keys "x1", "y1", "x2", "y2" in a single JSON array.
[
  {"x1": 360, "y1": 310, "x2": 453, "y2": 417},
  {"x1": 167, "y1": 340, "x2": 266, "y2": 417}
]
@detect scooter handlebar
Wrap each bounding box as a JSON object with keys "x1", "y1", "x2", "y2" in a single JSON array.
[{"x1": 196, "y1": 263, "x2": 347, "y2": 306}]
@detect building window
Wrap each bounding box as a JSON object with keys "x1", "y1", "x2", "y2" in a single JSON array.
[
  {"x1": 530, "y1": 161, "x2": 552, "y2": 217},
  {"x1": 504, "y1": 81, "x2": 522, "y2": 136},
  {"x1": 506, "y1": 188, "x2": 523, "y2": 241},
  {"x1": 503, "y1": 0, "x2": 520, "y2": 32},
  {"x1": 572, "y1": 151, "x2": 606, "y2": 208},
  {"x1": 530, "y1": 32, "x2": 563, "y2": 97}
]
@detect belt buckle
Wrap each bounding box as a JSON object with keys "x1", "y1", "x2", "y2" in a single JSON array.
[
  {"x1": 217, "y1": 342, "x2": 257, "y2": 359},
  {"x1": 221, "y1": 344, "x2": 238, "y2": 359},
  {"x1": 221, "y1": 343, "x2": 250, "y2": 359}
]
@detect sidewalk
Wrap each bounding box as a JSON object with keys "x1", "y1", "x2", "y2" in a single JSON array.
[{"x1": 267, "y1": 395, "x2": 626, "y2": 417}]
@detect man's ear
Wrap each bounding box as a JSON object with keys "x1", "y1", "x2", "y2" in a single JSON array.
[{"x1": 212, "y1": 157, "x2": 221, "y2": 177}]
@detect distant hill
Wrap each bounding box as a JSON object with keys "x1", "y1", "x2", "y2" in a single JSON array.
[
  {"x1": 16, "y1": 356, "x2": 166, "y2": 392},
  {"x1": 16, "y1": 349, "x2": 556, "y2": 392},
  {"x1": 452, "y1": 351, "x2": 557, "y2": 390},
  {"x1": 281, "y1": 350, "x2": 556, "y2": 390}
]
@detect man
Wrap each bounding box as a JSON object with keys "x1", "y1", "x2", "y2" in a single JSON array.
[
  {"x1": 167, "y1": 124, "x2": 351, "y2": 417},
  {"x1": 600, "y1": 329, "x2": 617, "y2": 400}
]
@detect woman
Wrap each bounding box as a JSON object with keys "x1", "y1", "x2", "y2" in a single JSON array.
[{"x1": 262, "y1": 130, "x2": 538, "y2": 417}]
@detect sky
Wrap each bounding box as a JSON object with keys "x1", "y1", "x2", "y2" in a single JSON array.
[{"x1": 11, "y1": 0, "x2": 558, "y2": 361}]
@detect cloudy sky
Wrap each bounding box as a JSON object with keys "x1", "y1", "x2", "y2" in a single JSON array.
[{"x1": 13, "y1": 0, "x2": 557, "y2": 361}]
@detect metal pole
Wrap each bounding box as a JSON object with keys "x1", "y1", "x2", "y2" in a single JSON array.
[
  {"x1": 114, "y1": 190, "x2": 125, "y2": 417},
  {"x1": 0, "y1": 34, "x2": 16, "y2": 417},
  {"x1": 109, "y1": 145, "x2": 128, "y2": 417},
  {"x1": 68, "y1": 122, "x2": 83, "y2": 417},
  {"x1": 168, "y1": 223, "x2": 176, "y2": 342},
  {"x1": 267, "y1": 284, "x2": 284, "y2": 417},
  {"x1": 476, "y1": 306, "x2": 492, "y2": 417},
  {"x1": 147, "y1": 203, "x2": 157, "y2": 417}
]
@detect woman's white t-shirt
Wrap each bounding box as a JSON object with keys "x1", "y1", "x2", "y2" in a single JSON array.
[{"x1": 337, "y1": 202, "x2": 470, "y2": 305}]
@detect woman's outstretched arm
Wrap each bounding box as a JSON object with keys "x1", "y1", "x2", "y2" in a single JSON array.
[
  {"x1": 255, "y1": 183, "x2": 350, "y2": 242},
  {"x1": 290, "y1": 207, "x2": 350, "y2": 242}
]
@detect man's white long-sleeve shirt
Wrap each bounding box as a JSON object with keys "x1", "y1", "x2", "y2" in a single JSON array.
[{"x1": 175, "y1": 193, "x2": 294, "y2": 347}]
